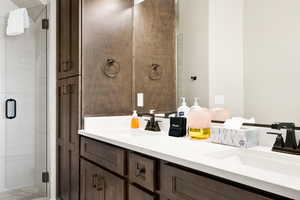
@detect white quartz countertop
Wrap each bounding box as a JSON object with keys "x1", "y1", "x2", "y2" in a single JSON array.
[{"x1": 79, "y1": 116, "x2": 300, "y2": 199}]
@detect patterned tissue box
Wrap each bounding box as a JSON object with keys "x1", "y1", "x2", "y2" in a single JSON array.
[{"x1": 210, "y1": 126, "x2": 259, "y2": 148}]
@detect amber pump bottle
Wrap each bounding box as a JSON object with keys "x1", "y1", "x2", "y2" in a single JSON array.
[{"x1": 131, "y1": 110, "x2": 140, "y2": 129}]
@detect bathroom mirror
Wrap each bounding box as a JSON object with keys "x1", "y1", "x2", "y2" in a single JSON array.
[{"x1": 176, "y1": 0, "x2": 300, "y2": 125}]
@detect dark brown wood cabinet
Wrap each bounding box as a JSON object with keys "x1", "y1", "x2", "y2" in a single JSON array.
[
  {"x1": 80, "y1": 136, "x2": 290, "y2": 200},
  {"x1": 57, "y1": 0, "x2": 81, "y2": 79},
  {"x1": 80, "y1": 159, "x2": 126, "y2": 200},
  {"x1": 57, "y1": 77, "x2": 81, "y2": 200}
]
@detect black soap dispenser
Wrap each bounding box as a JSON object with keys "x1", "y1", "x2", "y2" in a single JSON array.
[{"x1": 169, "y1": 117, "x2": 187, "y2": 137}]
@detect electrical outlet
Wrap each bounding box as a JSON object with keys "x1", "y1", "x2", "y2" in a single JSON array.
[
  {"x1": 215, "y1": 95, "x2": 225, "y2": 105},
  {"x1": 137, "y1": 93, "x2": 144, "y2": 107}
]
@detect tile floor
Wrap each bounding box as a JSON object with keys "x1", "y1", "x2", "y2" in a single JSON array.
[{"x1": 0, "y1": 186, "x2": 46, "y2": 200}]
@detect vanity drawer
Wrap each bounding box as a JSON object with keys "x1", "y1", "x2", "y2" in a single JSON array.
[
  {"x1": 160, "y1": 163, "x2": 272, "y2": 200},
  {"x1": 129, "y1": 185, "x2": 155, "y2": 200},
  {"x1": 80, "y1": 137, "x2": 126, "y2": 176},
  {"x1": 129, "y1": 152, "x2": 156, "y2": 192}
]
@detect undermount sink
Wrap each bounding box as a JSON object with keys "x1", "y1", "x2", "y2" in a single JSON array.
[{"x1": 206, "y1": 149, "x2": 300, "y2": 178}]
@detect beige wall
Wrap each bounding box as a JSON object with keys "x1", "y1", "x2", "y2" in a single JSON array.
[{"x1": 244, "y1": 0, "x2": 300, "y2": 124}]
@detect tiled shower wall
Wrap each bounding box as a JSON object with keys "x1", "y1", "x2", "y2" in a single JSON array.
[{"x1": 0, "y1": 1, "x2": 46, "y2": 194}]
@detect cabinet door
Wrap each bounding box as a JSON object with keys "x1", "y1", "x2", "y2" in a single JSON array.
[
  {"x1": 57, "y1": 0, "x2": 80, "y2": 79},
  {"x1": 81, "y1": 159, "x2": 126, "y2": 200},
  {"x1": 82, "y1": 0, "x2": 133, "y2": 116},
  {"x1": 80, "y1": 160, "x2": 103, "y2": 200},
  {"x1": 57, "y1": 77, "x2": 81, "y2": 200},
  {"x1": 160, "y1": 163, "x2": 273, "y2": 200}
]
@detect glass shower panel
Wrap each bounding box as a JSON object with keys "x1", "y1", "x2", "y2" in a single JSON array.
[{"x1": 0, "y1": 3, "x2": 47, "y2": 199}]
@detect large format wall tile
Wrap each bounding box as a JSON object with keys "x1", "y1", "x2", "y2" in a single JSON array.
[
  {"x1": 134, "y1": 0, "x2": 176, "y2": 112},
  {"x1": 82, "y1": 0, "x2": 133, "y2": 116}
]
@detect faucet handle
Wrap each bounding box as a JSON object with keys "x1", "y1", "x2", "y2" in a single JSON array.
[{"x1": 267, "y1": 132, "x2": 285, "y2": 149}]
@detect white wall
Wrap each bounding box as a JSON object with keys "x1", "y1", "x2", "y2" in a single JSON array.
[
  {"x1": 177, "y1": 0, "x2": 244, "y2": 115},
  {"x1": 177, "y1": 0, "x2": 209, "y2": 106},
  {"x1": 244, "y1": 0, "x2": 300, "y2": 124},
  {"x1": 209, "y1": 0, "x2": 244, "y2": 117}
]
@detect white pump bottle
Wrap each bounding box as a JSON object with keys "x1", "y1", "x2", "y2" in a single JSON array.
[{"x1": 177, "y1": 97, "x2": 190, "y2": 117}]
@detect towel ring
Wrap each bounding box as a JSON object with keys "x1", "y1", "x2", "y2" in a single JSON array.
[
  {"x1": 149, "y1": 64, "x2": 162, "y2": 80},
  {"x1": 102, "y1": 58, "x2": 120, "y2": 78}
]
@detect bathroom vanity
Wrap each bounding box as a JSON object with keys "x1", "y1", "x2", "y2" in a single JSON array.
[
  {"x1": 79, "y1": 131, "x2": 298, "y2": 200},
  {"x1": 56, "y1": 0, "x2": 300, "y2": 199},
  {"x1": 78, "y1": 117, "x2": 300, "y2": 200}
]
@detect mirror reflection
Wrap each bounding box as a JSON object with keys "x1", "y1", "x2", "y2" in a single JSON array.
[{"x1": 176, "y1": 0, "x2": 300, "y2": 125}]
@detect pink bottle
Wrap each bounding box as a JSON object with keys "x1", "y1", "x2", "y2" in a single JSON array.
[
  {"x1": 210, "y1": 108, "x2": 230, "y2": 121},
  {"x1": 187, "y1": 98, "x2": 212, "y2": 139}
]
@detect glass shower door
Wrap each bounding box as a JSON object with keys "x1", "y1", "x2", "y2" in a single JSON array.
[{"x1": 0, "y1": 4, "x2": 48, "y2": 200}]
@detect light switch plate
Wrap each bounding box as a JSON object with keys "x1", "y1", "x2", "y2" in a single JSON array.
[{"x1": 137, "y1": 93, "x2": 144, "y2": 107}]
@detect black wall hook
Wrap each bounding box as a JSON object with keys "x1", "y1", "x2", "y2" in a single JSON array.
[{"x1": 190, "y1": 76, "x2": 197, "y2": 81}]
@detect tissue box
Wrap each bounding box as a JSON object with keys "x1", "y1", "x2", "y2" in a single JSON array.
[{"x1": 210, "y1": 126, "x2": 259, "y2": 148}]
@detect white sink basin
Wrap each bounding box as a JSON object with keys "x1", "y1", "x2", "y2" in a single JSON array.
[{"x1": 206, "y1": 149, "x2": 300, "y2": 178}]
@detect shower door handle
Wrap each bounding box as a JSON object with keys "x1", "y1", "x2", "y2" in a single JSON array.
[{"x1": 5, "y1": 99, "x2": 17, "y2": 119}]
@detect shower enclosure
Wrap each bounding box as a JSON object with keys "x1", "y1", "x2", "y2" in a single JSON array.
[{"x1": 0, "y1": 0, "x2": 48, "y2": 199}]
